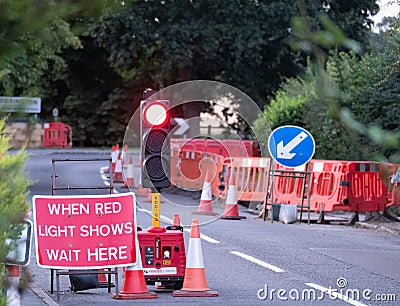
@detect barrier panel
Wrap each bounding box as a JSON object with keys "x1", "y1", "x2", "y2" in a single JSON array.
[
  {"x1": 308, "y1": 160, "x2": 349, "y2": 212},
  {"x1": 171, "y1": 149, "x2": 203, "y2": 191},
  {"x1": 271, "y1": 160, "x2": 366, "y2": 212},
  {"x1": 345, "y1": 161, "x2": 388, "y2": 212},
  {"x1": 171, "y1": 138, "x2": 398, "y2": 213},
  {"x1": 170, "y1": 148, "x2": 223, "y2": 195},
  {"x1": 181, "y1": 138, "x2": 205, "y2": 152},
  {"x1": 43, "y1": 122, "x2": 72, "y2": 148},
  {"x1": 270, "y1": 163, "x2": 309, "y2": 208},
  {"x1": 244, "y1": 140, "x2": 261, "y2": 157},
  {"x1": 220, "y1": 140, "x2": 249, "y2": 158},
  {"x1": 205, "y1": 139, "x2": 229, "y2": 158},
  {"x1": 270, "y1": 160, "x2": 391, "y2": 212},
  {"x1": 170, "y1": 139, "x2": 261, "y2": 158},
  {"x1": 219, "y1": 157, "x2": 270, "y2": 203}
]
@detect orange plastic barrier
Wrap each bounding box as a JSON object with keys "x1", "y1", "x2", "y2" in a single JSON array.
[
  {"x1": 204, "y1": 139, "x2": 229, "y2": 157},
  {"x1": 171, "y1": 149, "x2": 202, "y2": 191},
  {"x1": 171, "y1": 137, "x2": 397, "y2": 213},
  {"x1": 308, "y1": 160, "x2": 350, "y2": 212},
  {"x1": 181, "y1": 139, "x2": 206, "y2": 152},
  {"x1": 170, "y1": 148, "x2": 223, "y2": 195},
  {"x1": 43, "y1": 122, "x2": 72, "y2": 148},
  {"x1": 270, "y1": 163, "x2": 309, "y2": 208},
  {"x1": 345, "y1": 161, "x2": 388, "y2": 212},
  {"x1": 170, "y1": 139, "x2": 260, "y2": 158},
  {"x1": 271, "y1": 160, "x2": 390, "y2": 212},
  {"x1": 220, "y1": 140, "x2": 249, "y2": 158},
  {"x1": 244, "y1": 140, "x2": 261, "y2": 157},
  {"x1": 219, "y1": 157, "x2": 270, "y2": 203}
]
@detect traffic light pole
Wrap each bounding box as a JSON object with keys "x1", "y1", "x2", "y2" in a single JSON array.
[{"x1": 151, "y1": 188, "x2": 161, "y2": 228}]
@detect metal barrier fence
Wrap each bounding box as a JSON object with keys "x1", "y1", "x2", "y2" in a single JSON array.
[{"x1": 170, "y1": 140, "x2": 400, "y2": 213}]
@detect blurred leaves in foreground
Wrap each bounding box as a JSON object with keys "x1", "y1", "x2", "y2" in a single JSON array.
[
  {"x1": 254, "y1": 1, "x2": 400, "y2": 163},
  {"x1": 0, "y1": 118, "x2": 31, "y2": 304}
]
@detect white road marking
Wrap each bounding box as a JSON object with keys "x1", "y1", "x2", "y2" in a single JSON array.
[
  {"x1": 99, "y1": 166, "x2": 120, "y2": 193},
  {"x1": 231, "y1": 251, "x2": 285, "y2": 273},
  {"x1": 305, "y1": 283, "x2": 367, "y2": 306},
  {"x1": 101, "y1": 176, "x2": 110, "y2": 186},
  {"x1": 193, "y1": 230, "x2": 220, "y2": 244},
  {"x1": 99, "y1": 166, "x2": 110, "y2": 185},
  {"x1": 137, "y1": 207, "x2": 173, "y2": 224}
]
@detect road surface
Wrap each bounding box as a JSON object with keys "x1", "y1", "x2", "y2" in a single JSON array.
[{"x1": 23, "y1": 149, "x2": 400, "y2": 305}]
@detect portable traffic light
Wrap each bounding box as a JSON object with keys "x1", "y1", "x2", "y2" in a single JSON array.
[{"x1": 141, "y1": 97, "x2": 171, "y2": 189}]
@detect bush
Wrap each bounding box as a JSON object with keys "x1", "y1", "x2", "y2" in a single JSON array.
[{"x1": 0, "y1": 118, "x2": 31, "y2": 304}]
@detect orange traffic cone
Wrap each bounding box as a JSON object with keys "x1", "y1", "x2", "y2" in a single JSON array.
[
  {"x1": 144, "y1": 191, "x2": 165, "y2": 203},
  {"x1": 173, "y1": 219, "x2": 218, "y2": 297},
  {"x1": 121, "y1": 144, "x2": 128, "y2": 165},
  {"x1": 192, "y1": 171, "x2": 218, "y2": 216},
  {"x1": 97, "y1": 269, "x2": 115, "y2": 288},
  {"x1": 6, "y1": 265, "x2": 20, "y2": 305},
  {"x1": 166, "y1": 213, "x2": 183, "y2": 231},
  {"x1": 112, "y1": 144, "x2": 119, "y2": 172},
  {"x1": 172, "y1": 214, "x2": 181, "y2": 227},
  {"x1": 137, "y1": 184, "x2": 151, "y2": 197},
  {"x1": 221, "y1": 174, "x2": 246, "y2": 220},
  {"x1": 113, "y1": 246, "x2": 157, "y2": 300},
  {"x1": 122, "y1": 156, "x2": 135, "y2": 188},
  {"x1": 113, "y1": 155, "x2": 124, "y2": 183},
  {"x1": 144, "y1": 191, "x2": 152, "y2": 203}
]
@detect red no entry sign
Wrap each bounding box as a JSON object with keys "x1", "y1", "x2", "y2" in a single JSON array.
[{"x1": 32, "y1": 192, "x2": 137, "y2": 269}]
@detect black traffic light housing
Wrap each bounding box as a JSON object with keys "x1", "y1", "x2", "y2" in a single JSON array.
[{"x1": 140, "y1": 96, "x2": 171, "y2": 189}]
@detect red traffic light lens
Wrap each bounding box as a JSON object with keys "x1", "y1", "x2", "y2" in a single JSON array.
[{"x1": 143, "y1": 102, "x2": 169, "y2": 127}]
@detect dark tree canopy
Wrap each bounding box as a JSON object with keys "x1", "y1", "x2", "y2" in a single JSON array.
[
  {"x1": 92, "y1": 0, "x2": 378, "y2": 106},
  {"x1": 1, "y1": 0, "x2": 381, "y2": 146}
]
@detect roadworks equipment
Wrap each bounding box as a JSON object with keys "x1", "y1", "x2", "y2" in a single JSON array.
[
  {"x1": 221, "y1": 174, "x2": 246, "y2": 220},
  {"x1": 113, "y1": 245, "x2": 157, "y2": 300},
  {"x1": 192, "y1": 171, "x2": 218, "y2": 216},
  {"x1": 173, "y1": 219, "x2": 218, "y2": 297}
]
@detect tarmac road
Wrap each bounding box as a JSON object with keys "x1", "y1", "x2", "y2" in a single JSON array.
[{"x1": 19, "y1": 149, "x2": 400, "y2": 305}]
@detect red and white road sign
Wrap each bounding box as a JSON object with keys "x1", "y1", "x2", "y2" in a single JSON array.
[{"x1": 32, "y1": 192, "x2": 137, "y2": 269}]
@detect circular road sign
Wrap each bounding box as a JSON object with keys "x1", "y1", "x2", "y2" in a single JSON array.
[{"x1": 268, "y1": 125, "x2": 315, "y2": 168}]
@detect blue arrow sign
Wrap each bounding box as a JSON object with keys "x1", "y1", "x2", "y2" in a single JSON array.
[{"x1": 268, "y1": 125, "x2": 315, "y2": 167}]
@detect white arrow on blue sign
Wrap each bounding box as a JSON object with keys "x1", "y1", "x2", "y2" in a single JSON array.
[{"x1": 268, "y1": 125, "x2": 315, "y2": 168}]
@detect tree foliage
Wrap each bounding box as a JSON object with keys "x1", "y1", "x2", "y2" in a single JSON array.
[
  {"x1": 0, "y1": 0, "x2": 123, "y2": 145},
  {"x1": 0, "y1": 0, "x2": 384, "y2": 147},
  {"x1": 0, "y1": 119, "x2": 31, "y2": 302},
  {"x1": 92, "y1": 0, "x2": 378, "y2": 104},
  {"x1": 255, "y1": 12, "x2": 400, "y2": 161},
  {"x1": 0, "y1": 18, "x2": 82, "y2": 98}
]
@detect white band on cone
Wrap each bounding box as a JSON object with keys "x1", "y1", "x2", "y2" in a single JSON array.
[
  {"x1": 6, "y1": 276, "x2": 20, "y2": 306},
  {"x1": 126, "y1": 253, "x2": 143, "y2": 271},
  {"x1": 226, "y1": 184, "x2": 237, "y2": 204},
  {"x1": 115, "y1": 159, "x2": 123, "y2": 172},
  {"x1": 186, "y1": 238, "x2": 204, "y2": 268},
  {"x1": 112, "y1": 150, "x2": 118, "y2": 162},
  {"x1": 201, "y1": 182, "x2": 212, "y2": 200},
  {"x1": 126, "y1": 164, "x2": 134, "y2": 178}
]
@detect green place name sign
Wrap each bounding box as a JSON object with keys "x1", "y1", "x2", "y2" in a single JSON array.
[{"x1": 0, "y1": 96, "x2": 41, "y2": 113}]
